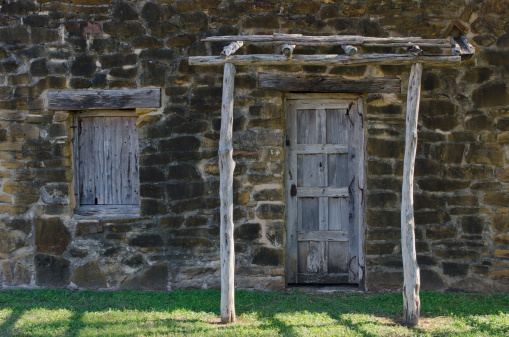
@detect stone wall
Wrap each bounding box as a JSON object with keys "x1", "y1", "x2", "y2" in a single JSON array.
[{"x1": 0, "y1": 0, "x2": 508, "y2": 292}]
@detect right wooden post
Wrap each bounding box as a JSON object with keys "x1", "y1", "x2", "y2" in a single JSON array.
[{"x1": 401, "y1": 62, "x2": 422, "y2": 327}]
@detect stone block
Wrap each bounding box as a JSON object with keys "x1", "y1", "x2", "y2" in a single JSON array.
[
  {"x1": 484, "y1": 192, "x2": 509, "y2": 207},
  {"x1": 6, "y1": 218, "x2": 31, "y2": 235},
  {"x1": 121, "y1": 264, "x2": 168, "y2": 291},
  {"x1": 8, "y1": 122, "x2": 39, "y2": 139},
  {"x1": 418, "y1": 178, "x2": 470, "y2": 192},
  {"x1": 242, "y1": 14, "x2": 279, "y2": 29},
  {"x1": 366, "y1": 210, "x2": 399, "y2": 228},
  {"x1": 492, "y1": 214, "x2": 509, "y2": 232},
  {"x1": 234, "y1": 223, "x2": 262, "y2": 241},
  {"x1": 366, "y1": 271, "x2": 402, "y2": 291},
  {"x1": 252, "y1": 246, "x2": 283, "y2": 266},
  {"x1": 171, "y1": 197, "x2": 219, "y2": 214},
  {"x1": 34, "y1": 218, "x2": 70, "y2": 255},
  {"x1": 160, "y1": 215, "x2": 185, "y2": 229},
  {"x1": 466, "y1": 143, "x2": 504, "y2": 166},
  {"x1": 442, "y1": 262, "x2": 469, "y2": 276},
  {"x1": 472, "y1": 82, "x2": 509, "y2": 108},
  {"x1": 420, "y1": 99, "x2": 458, "y2": 117},
  {"x1": 0, "y1": 27, "x2": 29, "y2": 44},
  {"x1": 159, "y1": 136, "x2": 200, "y2": 151},
  {"x1": 72, "y1": 261, "x2": 107, "y2": 289},
  {"x1": 113, "y1": 0, "x2": 138, "y2": 20},
  {"x1": 461, "y1": 216, "x2": 484, "y2": 234},
  {"x1": 451, "y1": 277, "x2": 493, "y2": 293},
  {"x1": 183, "y1": 215, "x2": 208, "y2": 227},
  {"x1": 129, "y1": 234, "x2": 164, "y2": 247},
  {"x1": 34, "y1": 253, "x2": 70, "y2": 288},
  {"x1": 492, "y1": 234, "x2": 509, "y2": 246},
  {"x1": 168, "y1": 237, "x2": 213, "y2": 249},
  {"x1": 420, "y1": 269, "x2": 444, "y2": 291},
  {"x1": 166, "y1": 181, "x2": 207, "y2": 201},
  {"x1": 256, "y1": 203, "x2": 284, "y2": 220},
  {"x1": 494, "y1": 249, "x2": 509, "y2": 258},
  {"x1": 103, "y1": 22, "x2": 145, "y2": 36},
  {"x1": 0, "y1": 229, "x2": 25, "y2": 254},
  {"x1": 422, "y1": 116, "x2": 460, "y2": 131},
  {"x1": 75, "y1": 222, "x2": 103, "y2": 237},
  {"x1": 367, "y1": 139, "x2": 404, "y2": 158},
  {"x1": 366, "y1": 192, "x2": 399, "y2": 208},
  {"x1": 434, "y1": 249, "x2": 480, "y2": 259},
  {"x1": 31, "y1": 27, "x2": 59, "y2": 44},
  {"x1": 40, "y1": 183, "x2": 70, "y2": 205},
  {"x1": 139, "y1": 167, "x2": 165, "y2": 182},
  {"x1": 71, "y1": 55, "x2": 96, "y2": 77},
  {"x1": 3, "y1": 181, "x2": 38, "y2": 195},
  {"x1": 366, "y1": 243, "x2": 395, "y2": 255}
]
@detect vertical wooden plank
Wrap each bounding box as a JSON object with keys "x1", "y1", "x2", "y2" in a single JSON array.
[
  {"x1": 219, "y1": 62, "x2": 236, "y2": 324},
  {"x1": 73, "y1": 114, "x2": 80, "y2": 207},
  {"x1": 348, "y1": 101, "x2": 359, "y2": 283},
  {"x1": 402, "y1": 63, "x2": 422, "y2": 327},
  {"x1": 80, "y1": 118, "x2": 95, "y2": 205},
  {"x1": 129, "y1": 117, "x2": 140, "y2": 205},
  {"x1": 105, "y1": 117, "x2": 113, "y2": 205},
  {"x1": 120, "y1": 117, "x2": 129, "y2": 203},
  {"x1": 113, "y1": 117, "x2": 122, "y2": 204},
  {"x1": 301, "y1": 197, "x2": 319, "y2": 273},
  {"x1": 317, "y1": 108, "x2": 327, "y2": 274},
  {"x1": 285, "y1": 99, "x2": 298, "y2": 284},
  {"x1": 356, "y1": 97, "x2": 366, "y2": 290},
  {"x1": 94, "y1": 117, "x2": 103, "y2": 205}
]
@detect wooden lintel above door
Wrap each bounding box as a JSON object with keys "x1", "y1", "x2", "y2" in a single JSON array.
[{"x1": 259, "y1": 74, "x2": 401, "y2": 93}]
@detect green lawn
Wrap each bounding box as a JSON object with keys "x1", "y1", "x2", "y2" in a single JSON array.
[{"x1": 0, "y1": 289, "x2": 508, "y2": 336}]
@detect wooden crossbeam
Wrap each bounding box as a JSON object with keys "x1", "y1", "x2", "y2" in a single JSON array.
[
  {"x1": 259, "y1": 74, "x2": 401, "y2": 93},
  {"x1": 202, "y1": 34, "x2": 451, "y2": 47},
  {"x1": 189, "y1": 54, "x2": 461, "y2": 67}
]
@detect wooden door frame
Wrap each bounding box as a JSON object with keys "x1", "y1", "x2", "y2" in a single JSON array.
[{"x1": 284, "y1": 93, "x2": 366, "y2": 288}]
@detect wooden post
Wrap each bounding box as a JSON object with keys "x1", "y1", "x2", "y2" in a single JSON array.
[
  {"x1": 401, "y1": 63, "x2": 422, "y2": 327},
  {"x1": 219, "y1": 62, "x2": 236, "y2": 324}
]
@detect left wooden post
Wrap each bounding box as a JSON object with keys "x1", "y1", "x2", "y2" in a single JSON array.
[
  {"x1": 401, "y1": 62, "x2": 422, "y2": 327},
  {"x1": 219, "y1": 62, "x2": 236, "y2": 324}
]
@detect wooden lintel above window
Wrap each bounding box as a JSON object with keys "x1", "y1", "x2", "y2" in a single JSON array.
[
  {"x1": 47, "y1": 88, "x2": 161, "y2": 110},
  {"x1": 259, "y1": 74, "x2": 401, "y2": 93}
]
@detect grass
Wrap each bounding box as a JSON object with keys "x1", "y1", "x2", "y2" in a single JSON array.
[{"x1": 0, "y1": 289, "x2": 508, "y2": 336}]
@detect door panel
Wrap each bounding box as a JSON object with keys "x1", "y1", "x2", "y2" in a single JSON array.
[{"x1": 286, "y1": 98, "x2": 364, "y2": 284}]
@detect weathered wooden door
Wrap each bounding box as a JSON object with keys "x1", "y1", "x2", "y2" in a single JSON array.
[{"x1": 285, "y1": 97, "x2": 364, "y2": 284}]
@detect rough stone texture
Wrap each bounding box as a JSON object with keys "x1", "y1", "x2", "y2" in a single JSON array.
[
  {"x1": 34, "y1": 218, "x2": 70, "y2": 255},
  {"x1": 34, "y1": 254, "x2": 71, "y2": 288},
  {"x1": 71, "y1": 261, "x2": 107, "y2": 289},
  {"x1": 0, "y1": 0, "x2": 507, "y2": 293},
  {"x1": 120, "y1": 264, "x2": 168, "y2": 291}
]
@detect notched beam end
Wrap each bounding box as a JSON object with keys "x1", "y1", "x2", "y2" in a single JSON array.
[
  {"x1": 221, "y1": 41, "x2": 244, "y2": 58},
  {"x1": 342, "y1": 45, "x2": 357, "y2": 56},
  {"x1": 451, "y1": 36, "x2": 475, "y2": 60}
]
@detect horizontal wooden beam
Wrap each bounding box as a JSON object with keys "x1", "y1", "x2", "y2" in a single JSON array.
[
  {"x1": 296, "y1": 144, "x2": 348, "y2": 154},
  {"x1": 297, "y1": 273, "x2": 350, "y2": 284},
  {"x1": 47, "y1": 89, "x2": 161, "y2": 110},
  {"x1": 298, "y1": 231, "x2": 349, "y2": 242},
  {"x1": 297, "y1": 187, "x2": 348, "y2": 198},
  {"x1": 260, "y1": 74, "x2": 401, "y2": 93},
  {"x1": 189, "y1": 54, "x2": 461, "y2": 67},
  {"x1": 202, "y1": 34, "x2": 450, "y2": 47}
]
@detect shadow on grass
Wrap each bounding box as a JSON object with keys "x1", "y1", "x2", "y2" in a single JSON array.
[
  {"x1": 0, "y1": 309, "x2": 25, "y2": 336},
  {"x1": 0, "y1": 290, "x2": 507, "y2": 336}
]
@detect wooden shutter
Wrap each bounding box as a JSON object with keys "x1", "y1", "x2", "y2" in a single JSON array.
[{"x1": 77, "y1": 116, "x2": 140, "y2": 206}]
